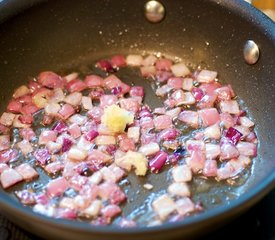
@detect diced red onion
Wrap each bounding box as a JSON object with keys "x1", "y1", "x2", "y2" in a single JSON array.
[
  {"x1": 85, "y1": 130, "x2": 99, "y2": 142},
  {"x1": 149, "y1": 151, "x2": 168, "y2": 173},
  {"x1": 62, "y1": 138, "x2": 73, "y2": 152},
  {"x1": 225, "y1": 127, "x2": 243, "y2": 145}
]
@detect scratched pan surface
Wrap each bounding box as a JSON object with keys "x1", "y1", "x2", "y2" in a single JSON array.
[{"x1": 0, "y1": 0, "x2": 275, "y2": 239}]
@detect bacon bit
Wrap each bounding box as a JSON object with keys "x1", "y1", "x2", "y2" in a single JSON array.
[
  {"x1": 205, "y1": 143, "x2": 221, "y2": 159},
  {"x1": 203, "y1": 159, "x2": 218, "y2": 177},
  {"x1": 46, "y1": 177, "x2": 69, "y2": 198},
  {"x1": 81, "y1": 96, "x2": 93, "y2": 110},
  {"x1": 0, "y1": 124, "x2": 10, "y2": 135},
  {"x1": 0, "y1": 163, "x2": 9, "y2": 174},
  {"x1": 15, "y1": 163, "x2": 39, "y2": 181},
  {"x1": 119, "y1": 137, "x2": 135, "y2": 152},
  {"x1": 42, "y1": 115, "x2": 54, "y2": 126},
  {"x1": 158, "y1": 128, "x2": 179, "y2": 141},
  {"x1": 68, "y1": 123, "x2": 81, "y2": 139},
  {"x1": 21, "y1": 103, "x2": 40, "y2": 115},
  {"x1": 182, "y1": 78, "x2": 194, "y2": 91},
  {"x1": 220, "y1": 112, "x2": 236, "y2": 129},
  {"x1": 95, "y1": 135, "x2": 116, "y2": 145},
  {"x1": 168, "y1": 182, "x2": 191, "y2": 197},
  {"x1": 67, "y1": 147, "x2": 88, "y2": 161},
  {"x1": 84, "y1": 75, "x2": 103, "y2": 88},
  {"x1": 204, "y1": 123, "x2": 221, "y2": 140},
  {"x1": 215, "y1": 85, "x2": 235, "y2": 101},
  {"x1": 140, "y1": 66, "x2": 156, "y2": 77},
  {"x1": 18, "y1": 114, "x2": 33, "y2": 124},
  {"x1": 139, "y1": 142, "x2": 160, "y2": 156},
  {"x1": 63, "y1": 72, "x2": 78, "y2": 82},
  {"x1": 0, "y1": 168, "x2": 23, "y2": 189},
  {"x1": 44, "y1": 161, "x2": 64, "y2": 175},
  {"x1": 87, "y1": 107, "x2": 103, "y2": 123},
  {"x1": 155, "y1": 70, "x2": 173, "y2": 83},
  {"x1": 118, "y1": 218, "x2": 137, "y2": 228},
  {"x1": 120, "y1": 98, "x2": 141, "y2": 113},
  {"x1": 46, "y1": 141, "x2": 62, "y2": 154}
]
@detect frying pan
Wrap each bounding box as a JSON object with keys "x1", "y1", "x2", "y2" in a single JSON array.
[{"x1": 0, "y1": 0, "x2": 275, "y2": 239}]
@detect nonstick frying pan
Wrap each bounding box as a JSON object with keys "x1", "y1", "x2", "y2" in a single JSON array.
[{"x1": 0, "y1": 0, "x2": 275, "y2": 239}]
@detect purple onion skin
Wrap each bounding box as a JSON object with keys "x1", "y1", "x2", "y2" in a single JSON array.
[
  {"x1": 62, "y1": 138, "x2": 73, "y2": 152},
  {"x1": 85, "y1": 130, "x2": 99, "y2": 141},
  {"x1": 225, "y1": 127, "x2": 242, "y2": 145},
  {"x1": 111, "y1": 86, "x2": 122, "y2": 95},
  {"x1": 96, "y1": 60, "x2": 115, "y2": 73},
  {"x1": 52, "y1": 121, "x2": 67, "y2": 133},
  {"x1": 149, "y1": 151, "x2": 168, "y2": 173}
]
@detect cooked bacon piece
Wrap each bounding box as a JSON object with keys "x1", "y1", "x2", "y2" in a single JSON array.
[
  {"x1": 172, "y1": 165, "x2": 192, "y2": 182},
  {"x1": 155, "y1": 70, "x2": 173, "y2": 83},
  {"x1": 46, "y1": 141, "x2": 62, "y2": 154},
  {"x1": 168, "y1": 182, "x2": 191, "y2": 197},
  {"x1": 87, "y1": 107, "x2": 103, "y2": 123},
  {"x1": 68, "y1": 123, "x2": 81, "y2": 139},
  {"x1": 68, "y1": 175, "x2": 88, "y2": 191},
  {"x1": 46, "y1": 177, "x2": 69, "y2": 198},
  {"x1": 0, "y1": 112, "x2": 16, "y2": 126},
  {"x1": 119, "y1": 136, "x2": 135, "y2": 152},
  {"x1": 239, "y1": 116, "x2": 255, "y2": 128},
  {"x1": 38, "y1": 71, "x2": 64, "y2": 89},
  {"x1": 140, "y1": 132, "x2": 157, "y2": 145},
  {"x1": 0, "y1": 168, "x2": 23, "y2": 189},
  {"x1": 153, "y1": 115, "x2": 172, "y2": 130},
  {"x1": 67, "y1": 147, "x2": 88, "y2": 161},
  {"x1": 165, "y1": 107, "x2": 181, "y2": 119},
  {"x1": 178, "y1": 111, "x2": 199, "y2": 128},
  {"x1": 152, "y1": 194, "x2": 176, "y2": 220},
  {"x1": 203, "y1": 159, "x2": 218, "y2": 177},
  {"x1": 182, "y1": 78, "x2": 194, "y2": 91},
  {"x1": 156, "y1": 84, "x2": 173, "y2": 97},
  {"x1": 0, "y1": 124, "x2": 10, "y2": 135},
  {"x1": 0, "y1": 135, "x2": 10, "y2": 152},
  {"x1": 171, "y1": 63, "x2": 190, "y2": 77},
  {"x1": 81, "y1": 96, "x2": 93, "y2": 110},
  {"x1": 139, "y1": 142, "x2": 160, "y2": 156},
  {"x1": 158, "y1": 128, "x2": 179, "y2": 141},
  {"x1": 15, "y1": 163, "x2": 39, "y2": 181},
  {"x1": 118, "y1": 218, "x2": 137, "y2": 228},
  {"x1": 66, "y1": 79, "x2": 87, "y2": 93},
  {"x1": 21, "y1": 103, "x2": 40, "y2": 115}
]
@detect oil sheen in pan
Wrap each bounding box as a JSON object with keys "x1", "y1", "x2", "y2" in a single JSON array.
[{"x1": 5, "y1": 54, "x2": 258, "y2": 227}]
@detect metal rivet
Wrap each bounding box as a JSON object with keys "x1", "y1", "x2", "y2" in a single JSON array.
[
  {"x1": 144, "y1": 1, "x2": 165, "y2": 23},
  {"x1": 243, "y1": 40, "x2": 260, "y2": 65}
]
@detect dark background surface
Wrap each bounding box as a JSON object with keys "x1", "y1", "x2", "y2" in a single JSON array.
[{"x1": 0, "y1": 189, "x2": 274, "y2": 240}]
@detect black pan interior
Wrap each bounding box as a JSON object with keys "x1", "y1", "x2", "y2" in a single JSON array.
[{"x1": 0, "y1": 0, "x2": 275, "y2": 239}]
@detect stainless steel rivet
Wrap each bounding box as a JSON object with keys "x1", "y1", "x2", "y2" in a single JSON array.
[
  {"x1": 144, "y1": 0, "x2": 165, "y2": 23},
  {"x1": 243, "y1": 40, "x2": 260, "y2": 65}
]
